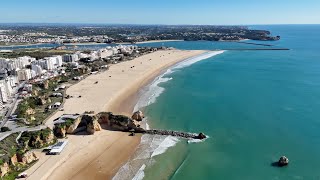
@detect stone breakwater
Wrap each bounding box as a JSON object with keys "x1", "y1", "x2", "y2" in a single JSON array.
[{"x1": 145, "y1": 129, "x2": 207, "y2": 139}]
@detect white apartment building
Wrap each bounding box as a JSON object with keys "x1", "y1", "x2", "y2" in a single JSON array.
[
  {"x1": 63, "y1": 54, "x2": 79, "y2": 62},
  {"x1": 31, "y1": 64, "x2": 43, "y2": 76},
  {"x1": 0, "y1": 82, "x2": 8, "y2": 104},
  {"x1": 44, "y1": 58, "x2": 55, "y2": 70},
  {"x1": 98, "y1": 49, "x2": 114, "y2": 59},
  {"x1": 54, "y1": 56, "x2": 63, "y2": 67},
  {"x1": 17, "y1": 69, "x2": 32, "y2": 81}
]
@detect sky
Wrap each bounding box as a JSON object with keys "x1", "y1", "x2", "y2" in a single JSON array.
[{"x1": 0, "y1": 0, "x2": 319, "y2": 25}]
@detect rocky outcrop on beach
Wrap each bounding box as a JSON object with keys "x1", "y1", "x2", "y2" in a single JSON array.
[
  {"x1": 54, "y1": 114, "x2": 103, "y2": 136},
  {"x1": 53, "y1": 111, "x2": 206, "y2": 140},
  {"x1": 97, "y1": 112, "x2": 145, "y2": 132},
  {"x1": 66, "y1": 116, "x2": 82, "y2": 134},
  {"x1": 54, "y1": 126, "x2": 67, "y2": 138},
  {"x1": 132, "y1": 110, "x2": 144, "y2": 121},
  {"x1": 82, "y1": 115, "x2": 102, "y2": 134}
]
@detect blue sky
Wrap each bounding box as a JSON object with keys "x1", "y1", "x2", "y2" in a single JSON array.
[{"x1": 0, "y1": 0, "x2": 319, "y2": 25}]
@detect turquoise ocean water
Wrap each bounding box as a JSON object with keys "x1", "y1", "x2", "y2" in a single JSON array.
[{"x1": 125, "y1": 25, "x2": 320, "y2": 180}]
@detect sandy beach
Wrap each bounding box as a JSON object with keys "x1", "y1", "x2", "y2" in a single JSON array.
[{"x1": 24, "y1": 49, "x2": 207, "y2": 180}]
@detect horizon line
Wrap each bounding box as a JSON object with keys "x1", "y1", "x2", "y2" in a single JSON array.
[{"x1": 0, "y1": 22, "x2": 319, "y2": 26}]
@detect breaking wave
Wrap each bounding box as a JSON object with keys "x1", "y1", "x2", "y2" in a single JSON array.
[{"x1": 133, "y1": 50, "x2": 224, "y2": 111}]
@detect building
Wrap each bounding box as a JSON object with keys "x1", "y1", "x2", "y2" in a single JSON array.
[
  {"x1": 54, "y1": 56, "x2": 63, "y2": 67},
  {"x1": 63, "y1": 54, "x2": 79, "y2": 63},
  {"x1": 17, "y1": 69, "x2": 32, "y2": 81},
  {"x1": 31, "y1": 64, "x2": 43, "y2": 77},
  {"x1": 0, "y1": 82, "x2": 8, "y2": 104},
  {"x1": 98, "y1": 49, "x2": 114, "y2": 59},
  {"x1": 44, "y1": 58, "x2": 55, "y2": 70}
]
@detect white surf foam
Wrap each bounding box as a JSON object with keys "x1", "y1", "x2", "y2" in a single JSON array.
[
  {"x1": 132, "y1": 164, "x2": 146, "y2": 180},
  {"x1": 133, "y1": 50, "x2": 225, "y2": 111},
  {"x1": 151, "y1": 136, "x2": 180, "y2": 157}
]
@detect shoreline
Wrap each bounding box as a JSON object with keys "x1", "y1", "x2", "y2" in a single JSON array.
[{"x1": 24, "y1": 49, "x2": 207, "y2": 180}]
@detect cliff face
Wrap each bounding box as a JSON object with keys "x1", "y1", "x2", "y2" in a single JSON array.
[
  {"x1": 0, "y1": 151, "x2": 38, "y2": 177},
  {"x1": 97, "y1": 112, "x2": 145, "y2": 133},
  {"x1": 10, "y1": 154, "x2": 18, "y2": 166},
  {"x1": 54, "y1": 114, "x2": 102, "y2": 136},
  {"x1": 82, "y1": 115, "x2": 102, "y2": 134},
  {"x1": 66, "y1": 116, "x2": 82, "y2": 134},
  {"x1": 19, "y1": 151, "x2": 38, "y2": 164},
  {"x1": 19, "y1": 128, "x2": 56, "y2": 150},
  {"x1": 53, "y1": 112, "x2": 145, "y2": 138}
]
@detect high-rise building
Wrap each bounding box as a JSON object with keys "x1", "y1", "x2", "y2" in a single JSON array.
[
  {"x1": 31, "y1": 64, "x2": 43, "y2": 76},
  {"x1": 17, "y1": 69, "x2": 32, "y2": 81},
  {"x1": 0, "y1": 82, "x2": 8, "y2": 103},
  {"x1": 63, "y1": 54, "x2": 79, "y2": 62}
]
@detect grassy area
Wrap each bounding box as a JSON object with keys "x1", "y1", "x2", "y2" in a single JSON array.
[
  {"x1": 0, "y1": 133, "x2": 19, "y2": 165},
  {"x1": 0, "y1": 49, "x2": 74, "y2": 59},
  {"x1": 3, "y1": 160, "x2": 38, "y2": 180},
  {"x1": 15, "y1": 78, "x2": 64, "y2": 126}
]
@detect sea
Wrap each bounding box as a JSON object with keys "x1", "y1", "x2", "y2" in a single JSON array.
[
  {"x1": 114, "y1": 25, "x2": 320, "y2": 180},
  {"x1": 4, "y1": 25, "x2": 320, "y2": 179}
]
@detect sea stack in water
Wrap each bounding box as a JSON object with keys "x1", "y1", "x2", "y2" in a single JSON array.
[
  {"x1": 278, "y1": 156, "x2": 289, "y2": 167},
  {"x1": 132, "y1": 110, "x2": 144, "y2": 121}
]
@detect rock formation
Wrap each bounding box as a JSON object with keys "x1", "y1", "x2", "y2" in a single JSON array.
[
  {"x1": 66, "y1": 116, "x2": 82, "y2": 134},
  {"x1": 278, "y1": 156, "x2": 289, "y2": 167},
  {"x1": 20, "y1": 151, "x2": 38, "y2": 164},
  {"x1": 25, "y1": 108, "x2": 35, "y2": 116},
  {"x1": 10, "y1": 154, "x2": 18, "y2": 166},
  {"x1": 132, "y1": 110, "x2": 144, "y2": 121},
  {"x1": 82, "y1": 115, "x2": 102, "y2": 134},
  {"x1": 19, "y1": 128, "x2": 56, "y2": 149},
  {"x1": 97, "y1": 112, "x2": 145, "y2": 132},
  {"x1": 54, "y1": 125, "x2": 67, "y2": 138},
  {"x1": 53, "y1": 111, "x2": 206, "y2": 140},
  {"x1": 0, "y1": 162, "x2": 9, "y2": 177},
  {"x1": 196, "y1": 133, "x2": 207, "y2": 139}
]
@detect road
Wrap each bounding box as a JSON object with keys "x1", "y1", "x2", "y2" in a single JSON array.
[
  {"x1": 0, "y1": 96, "x2": 19, "y2": 128},
  {"x1": 0, "y1": 125, "x2": 47, "y2": 141}
]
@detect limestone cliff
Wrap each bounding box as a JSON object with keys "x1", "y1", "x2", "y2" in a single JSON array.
[
  {"x1": 97, "y1": 112, "x2": 145, "y2": 132},
  {"x1": 0, "y1": 162, "x2": 10, "y2": 177},
  {"x1": 19, "y1": 151, "x2": 38, "y2": 164},
  {"x1": 19, "y1": 128, "x2": 56, "y2": 149},
  {"x1": 53, "y1": 112, "x2": 145, "y2": 138},
  {"x1": 66, "y1": 116, "x2": 82, "y2": 134}
]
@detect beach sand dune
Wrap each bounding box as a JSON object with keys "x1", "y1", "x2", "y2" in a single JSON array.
[{"x1": 25, "y1": 49, "x2": 207, "y2": 180}]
